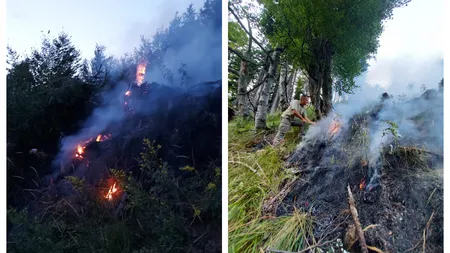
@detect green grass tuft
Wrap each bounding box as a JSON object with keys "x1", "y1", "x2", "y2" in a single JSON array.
[{"x1": 228, "y1": 114, "x2": 314, "y2": 253}]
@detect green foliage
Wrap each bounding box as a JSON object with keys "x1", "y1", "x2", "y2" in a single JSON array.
[
  {"x1": 260, "y1": 0, "x2": 410, "y2": 95},
  {"x1": 229, "y1": 21, "x2": 248, "y2": 49},
  {"x1": 382, "y1": 120, "x2": 401, "y2": 143},
  {"x1": 8, "y1": 138, "x2": 221, "y2": 253}
]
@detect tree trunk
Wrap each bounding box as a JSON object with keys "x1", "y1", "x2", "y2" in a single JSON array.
[
  {"x1": 286, "y1": 69, "x2": 296, "y2": 102},
  {"x1": 307, "y1": 38, "x2": 334, "y2": 120},
  {"x1": 255, "y1": 49, "x2": 282, "y2": 129},
  {"x1": 277, "y1": 64, "x2": 288, "y2": 111},
  {"x1": 236, "y1": 20, "x2": 253, "y2": 118},
  {"x1": 308, "y1": 62, "x2": 322, "y2": 120},
  {"x1": 252, "y1": 65, "x2": 269, "y2": 116},
  {"x1": 270, "y1": 84, "x2": 280, "y2": 114},
  {"x1": 321, "y1": 43, "x2": 333, "y2": 116},
  {"x1": 237, "y1": 60, "x2": 250, "y2": 117}
]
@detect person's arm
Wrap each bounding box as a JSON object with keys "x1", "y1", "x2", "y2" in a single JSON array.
[
  {"x1": 303, "y1": 114, "x2": 316, "y2": 124},
  {"x1": 292, "y1": 109, "x2": 308, "y2": 123}
]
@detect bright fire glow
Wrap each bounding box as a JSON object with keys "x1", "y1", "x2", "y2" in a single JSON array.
[
  {"x1": 328, "y1": 120, "x2": 341, "y2": 136},
  {"x1": 136, "y1": 62, "x2": 147, "y2": 86},
  {"x1": 359, "y1": 180, "x2": 366, "y2": 191},
  {"x1": 105, "y1": 182, "x2": 118, "y2": 201},
  {"x1": 125, "y1": 90, "x2": 131, "y2": 96},
  {"x1": 75, "y1": 145, "x2": 84, "y2": 158}
]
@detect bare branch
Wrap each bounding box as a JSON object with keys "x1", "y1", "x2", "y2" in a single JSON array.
[{"x1": 229, "y1": 4, "x2": 270, "y2": 57}]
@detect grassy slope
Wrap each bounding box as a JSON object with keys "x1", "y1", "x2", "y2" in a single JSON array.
[{"x1": 228, "y1": 109, "x2": 316, "y2": 253}]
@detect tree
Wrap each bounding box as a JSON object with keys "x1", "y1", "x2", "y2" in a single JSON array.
[
  {"x1": 260, "y1": 0, "x2": 410, "y2": 119},
  {"x1": 29, "y1": 32, "x2": 82, "y2": 87},
  {"x1": 255, "y1": 48, "x2": 282, "y2": 129}
]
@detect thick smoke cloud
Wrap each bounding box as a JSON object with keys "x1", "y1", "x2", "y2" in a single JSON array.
[
  {"x1": 52, "y1": 0, "x2": 222, "y2": 172},
  {"x1": 301, "y1": 75, "x2": 443, "y2": 174}
]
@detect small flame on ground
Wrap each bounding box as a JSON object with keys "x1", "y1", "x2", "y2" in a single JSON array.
[
  {"x1": 328, "y1": 120, "x2": 341, "y2": 136},
  {"x1": 125, "y1": 90, "x2": 131, "y2": 96},
  {"x1": 105, "y1": 182, "x2": 118, "y2": 201},
  {"x1": 359, "y1": 179, "x2": 366, "y2": 191},
  {"x1": 75, "y1": 145, "x2": 84, "y2": 158},
  {"x1": 136, "y1": 62, "x2": 147, "y2": 86}
]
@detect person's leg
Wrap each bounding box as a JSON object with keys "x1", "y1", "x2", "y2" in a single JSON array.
[
  {"x1": 273, "y1": 117, "x2": 292, "y2": 145},
  {"x1": 291, "y1": 118, "x2": 305, "y2": 135}
]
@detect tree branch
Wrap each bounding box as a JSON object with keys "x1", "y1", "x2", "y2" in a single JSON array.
[
  {"x1": 228, "y1": 46, "x2": 263, "y2": 66},
  {"x1": 228, "y1": 67, "x2": 239, "y2": 76},
  {"x1": 229, "y1": 4, "x2": 271, "y2": 57},
  {"x1": 237, "y1": 73, "x2": 269, "y2": 95}
]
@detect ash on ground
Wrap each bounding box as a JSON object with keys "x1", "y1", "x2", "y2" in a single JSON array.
[{"x1": 278, "y1": 90, "x2": 443, "y2": 252}]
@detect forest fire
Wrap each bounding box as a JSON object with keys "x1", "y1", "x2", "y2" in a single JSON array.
[
  {"x1": 105, "y1": 182, "x2": 118, "y2": 201},
  {"x1": 136, "y1": 62, "x2": 147, "y2": 86}
]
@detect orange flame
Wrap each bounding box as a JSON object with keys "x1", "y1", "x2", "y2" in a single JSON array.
[
  {"x1": 75, "y1": 144, "x2": 84, "y2": 158},
  {"x1": 136, "y1": 62, "x2": 147, "y2": 86},
  {"x1": 125, "y1": 90, "x2": 131, "y2": 96},
  {"x1": 359, "y1": 179, "x2": 366, "y2": 191},
  {"x1": 105, "y1": 182, "x2": 118, "y2": 201},
  {"x1": 328, "y1": 120, "x2": 341, "y2": 136}
]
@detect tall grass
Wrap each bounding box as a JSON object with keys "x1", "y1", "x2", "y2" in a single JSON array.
[{"x1": 228, "y1": 114, "x2": 314, "y2": 253}]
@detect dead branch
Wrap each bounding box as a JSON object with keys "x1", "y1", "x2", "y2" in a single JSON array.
[
  {"x1": 347, "y1": 184, "x2": 369, "y2": 253},
  {"x1": 262, "y1": 178, "x2": 297, "y2": 216},
  {"x1": 422, "y1": 211, "x2": 435, "y2": 253}
]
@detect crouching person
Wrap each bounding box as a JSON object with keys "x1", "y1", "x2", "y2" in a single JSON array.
[{"x1": 273, "y1": 95, "x2": 316, "y2": 146}]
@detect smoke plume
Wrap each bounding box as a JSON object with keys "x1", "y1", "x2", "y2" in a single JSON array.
[{"x1": 51, "y1": 0, "x2": 222, "y2": 177}]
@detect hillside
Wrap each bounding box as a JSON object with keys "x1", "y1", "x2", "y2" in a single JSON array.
[{"x1": 228, "y1": 89, "x2": 443, "y2": 253}]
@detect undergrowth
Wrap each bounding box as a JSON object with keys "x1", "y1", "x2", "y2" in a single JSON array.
[
  {"x1": 8, "y1": 139, "x2": 221, "y2": 253},
  {"x1": 228, "y1": 114, "x2": 314, "y2": 253}
]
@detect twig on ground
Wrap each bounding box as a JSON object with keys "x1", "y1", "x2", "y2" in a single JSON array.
[
  {"x1": 422, "y1": 211, "x2": 435, "y2": 253},
  {"x1": 229, "y1": 160, "x2": 258, "y2": 174},
  {"x1": 262, "y1": 178, "x2": 297, "y2": 216},
  {"x1": 347, "y1": 184, "x2": 369, "y2": 253},
  {"x1": 406, "y1": 211, "x2": 435, "y2": 253}
]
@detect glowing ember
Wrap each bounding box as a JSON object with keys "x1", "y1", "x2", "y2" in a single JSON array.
[
  {"x1": 96, "y1": 134, "x2": 111, "y2": 142},
  {"x1": 75, "y1": 144, "x2": 85, "y2": 158},
  {"x1": 105, "y1": 182, "x2": 118, "y2": 201},
  {"x1": 136, "y1": 62, "x2": 147, "y2": 86},
  {"x1": 125, "y1": 90, "x2": 131, "y2": 96},
  {"x1": 359, "y1": 179, "x2": 366, "y2": 191},
  {"x1": 328, "y1": 120, "x2": 341, "y2": 136}
]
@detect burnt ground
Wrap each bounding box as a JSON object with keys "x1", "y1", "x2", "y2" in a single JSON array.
[{"x1": 275, "y1": 92, "x2": 443, "y2": 253}]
